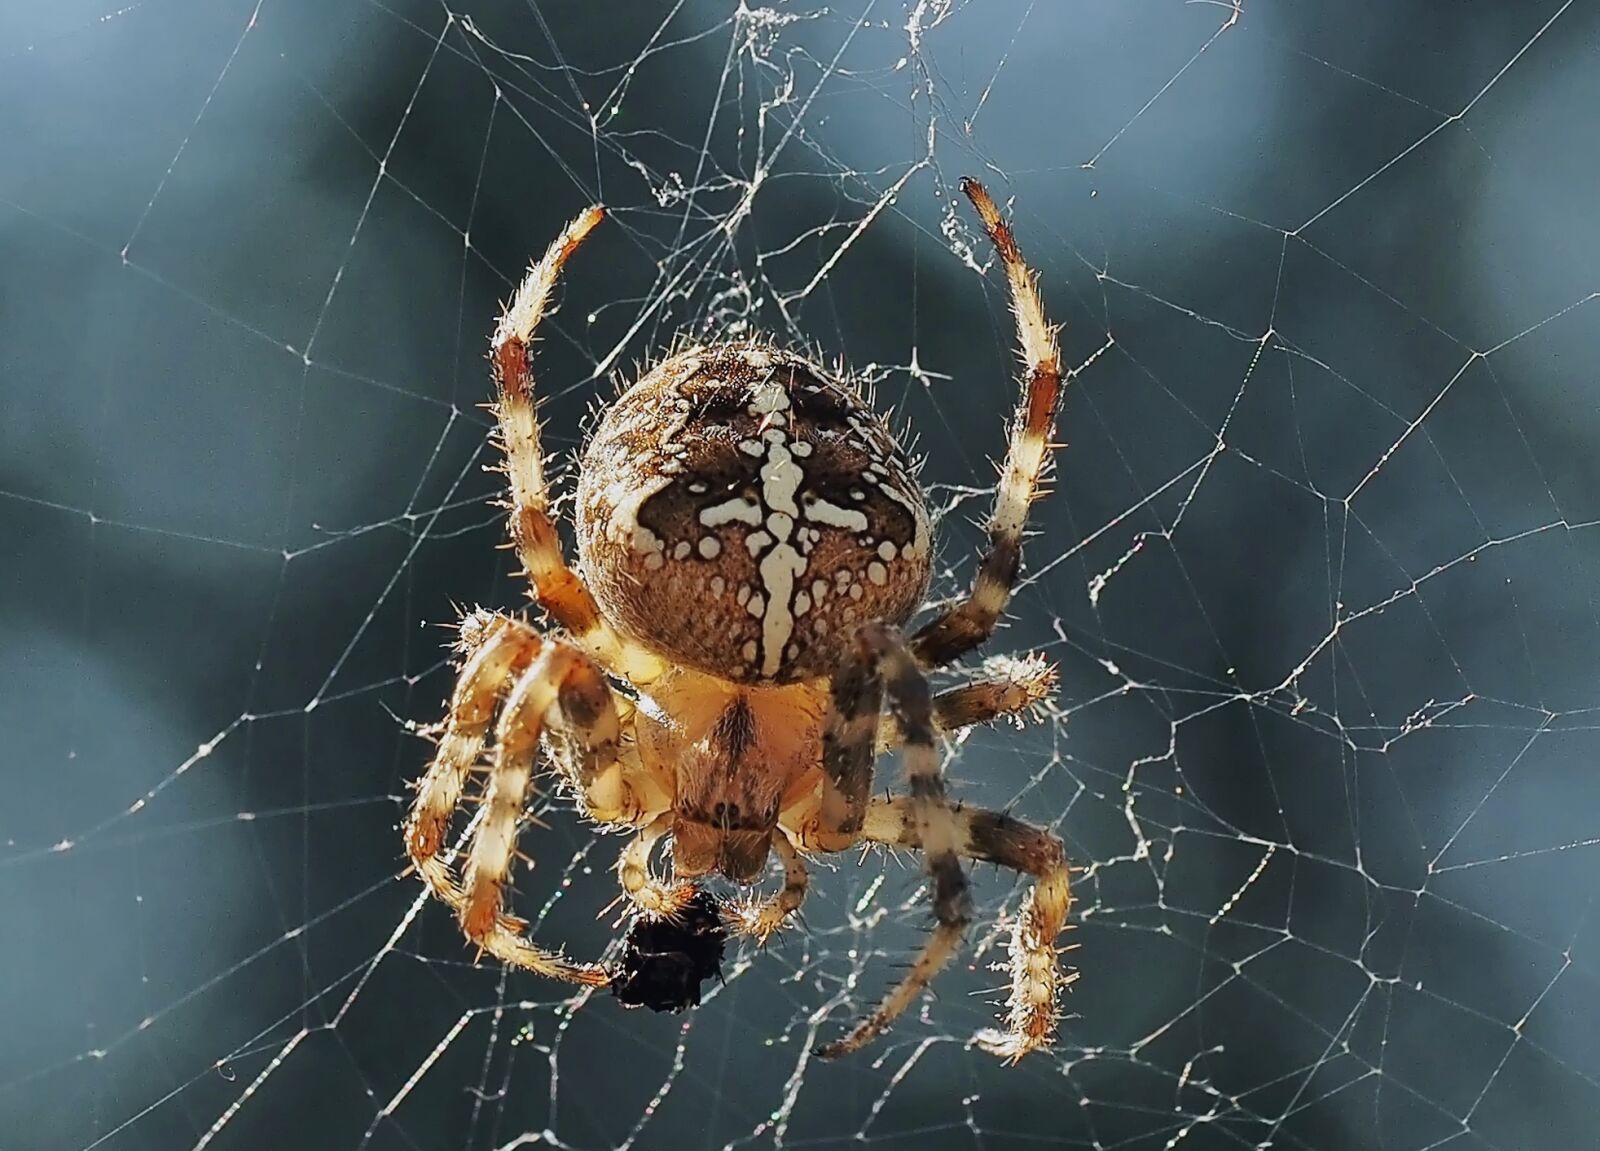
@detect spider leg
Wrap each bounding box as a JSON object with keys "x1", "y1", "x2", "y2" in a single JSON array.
[
  {"x1": 877, "y1": 654, "x2": 1058, "y2": 751},
  {"x1": 812, "y1": 624, "x2": 886, "y2": 853},
  {"x1": 492, "y1": 206, "x2": 664, "y2": 686},
  {"x1": 727, "y1": 831, "x2": 810, "y2": 944},
  {"x1": 406, "y1": 612, "x2": 539, "y2": 872},
  {"x1": 815, "y1": 624, "x2": 973, "y2": 1059},
  {"x1": 912, "y1": 178, "x2": 1064, "y2": 669},
  {"x1": 456, "y1": 640, "x2": 614, "y2": 985},
  {"x1": 861, "y1": 796, "x2": 1074, "y2": 1062},
  {"x1": 542, "y1": 641, "x2": 670, "y2": 827}
]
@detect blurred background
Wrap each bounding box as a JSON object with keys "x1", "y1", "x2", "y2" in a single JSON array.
[{"x1": 4, "y1": 2, "x2": 1599, "y2": 1148}]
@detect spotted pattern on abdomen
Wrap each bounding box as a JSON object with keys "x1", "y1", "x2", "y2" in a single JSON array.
[{"x1": 575, "y1": 344, "x2": 931, "y2": 684}]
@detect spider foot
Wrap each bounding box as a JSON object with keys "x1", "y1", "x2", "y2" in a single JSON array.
[
  {"x1": 972, "y1": 1026, "x2": 1050, "y2": 1064},
  {"x1": 975, "y1": 884, "x2": 1077, "y2": 1061},
  {"x1": 979, "y1": 652, "x2": 1060, "y2": 725},
  {"x1": 453, "y1": 606, "x2": 505, "y2": 656}
]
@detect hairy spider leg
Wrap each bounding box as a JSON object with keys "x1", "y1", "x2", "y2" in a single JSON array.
[
  {"x1": 409, "y1": 606, "x2": 678, "y2": 983},
  {"x1": 876, "y1": 655, "x2": 1059, "y2": 751},
  {"x1": 812, "y1": 620, "x2": 886, "y2": 853},
  {"x1": 491, "y1": 206, "x2": 664, "y2": 686},
  {"x1": 815, "y1": 640, "x2": 1057, "y2": 848},
  {"x1": 912, "y1": 178, "x2": 1065, "y2": 669},
  {"x1": 406, "y1": 614, "x2": 539, "y2": 867},
  {"x1": 862, "y1": 796, "x2": 1074, "y2": 1062},
  {"x1": 444, "y1": 640, "x2": 614, "y2": 984},
  {"x1": 815, "y1": 623, "x2": 974, "y2": 1059}
]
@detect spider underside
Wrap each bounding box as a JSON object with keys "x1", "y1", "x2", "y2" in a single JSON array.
[{"x1": 405, "y1": 179, "x2": 1076, "y2": 1061}]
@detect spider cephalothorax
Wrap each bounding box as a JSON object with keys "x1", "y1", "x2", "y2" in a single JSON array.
[{"x1": 406, "y1": 180, "x2": 1075, "y2": 1061}]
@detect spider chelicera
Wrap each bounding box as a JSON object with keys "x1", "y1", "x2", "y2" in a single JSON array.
[{"x1": 405, "y1": 178, "x2": 1075, "y2": 1060}]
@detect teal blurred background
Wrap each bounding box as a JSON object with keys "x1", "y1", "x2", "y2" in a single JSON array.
[{"x1": 4, "y1": 3, "x2": 1598, "y2": 1148}]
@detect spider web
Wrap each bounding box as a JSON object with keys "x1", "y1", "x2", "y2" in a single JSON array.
[{"x1": 4, "y1": 1, "x2": 1600, "y2": 1148}]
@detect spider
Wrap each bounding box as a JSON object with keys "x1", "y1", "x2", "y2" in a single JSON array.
[{"x1": 404, "y1": 178, "x2": 1075, "y2": 1061}]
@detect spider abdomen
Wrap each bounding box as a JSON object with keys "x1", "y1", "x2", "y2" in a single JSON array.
[{"x1": 575, "y1": 343, "x2": 931, "y2": 683}]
